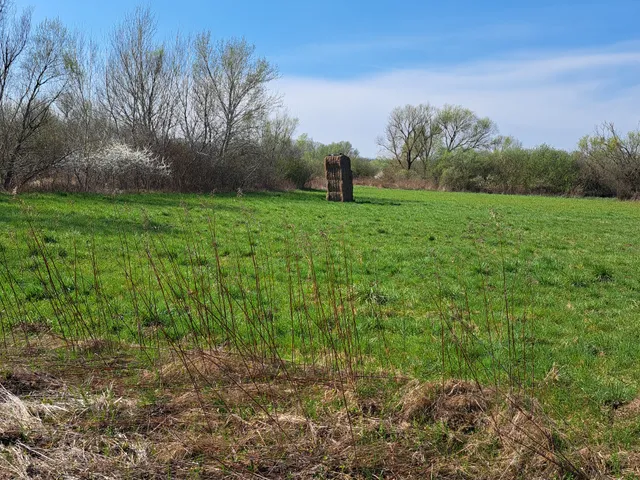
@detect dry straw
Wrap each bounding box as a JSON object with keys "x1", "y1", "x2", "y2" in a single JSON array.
[{"x1": 324, "y1": 154, "x2": 354, "y2": 202}]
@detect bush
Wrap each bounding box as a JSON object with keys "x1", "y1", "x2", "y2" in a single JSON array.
[
  {"x1": 525, "y1": 146, "x2": 579, "y2": 194},
  {"x1": 578, "y1": 124, "x2": 640, "y2": 199},
  {"x1": 282, "y1": 157, "x2": 314, "y2": 189},
  {"x1": 439, "y1": 151, "x2": 497, "y2": 192},
  {"x1": 351, "y1": 157, "x2": 379, "y2": 179},
  {"x1": 62, "y1": 142, "x2": 171, "y2": 192},
  {"x1": 354, "y1": 161, "x2": 435, "y2": 190},
  {"x1": 439, "y1": 147, "x2": 579, "y2": 195}
]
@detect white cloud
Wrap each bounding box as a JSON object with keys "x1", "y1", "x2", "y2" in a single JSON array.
[
  {"x1": 271, "y1": 23, "x2": 540, "y2": 68},
  {"x1": 274, "y1": 45, "x2": 640, "y2": 157}
]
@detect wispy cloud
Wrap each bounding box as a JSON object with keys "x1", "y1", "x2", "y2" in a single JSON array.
[
  {"x1": 272, "y1": 23, "x2": 541, "y2": 73},
  {"x1": 275, "y1": 44, "x2": 640, "y2": 157}
]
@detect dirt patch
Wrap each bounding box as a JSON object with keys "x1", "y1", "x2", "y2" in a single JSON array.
[
  {"x1": 1, "y1": 368, "x2": 61, "y2": 396},
  {"x1": 615, "y1": 397, "x2": 640, "y2": 420}
]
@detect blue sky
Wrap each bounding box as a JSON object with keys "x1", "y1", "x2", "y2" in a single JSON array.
[{"x1": 15, "y1": 0, "x2": 640, "y2": 156}]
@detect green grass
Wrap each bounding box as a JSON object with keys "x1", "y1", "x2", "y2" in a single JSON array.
[{"x1": 2, "y1": 186, "x2": 640, "y2": 446}]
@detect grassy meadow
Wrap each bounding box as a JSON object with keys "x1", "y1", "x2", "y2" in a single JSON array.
[{"x1": 1, "y1": 186, "x2": 640, "y2": 477}]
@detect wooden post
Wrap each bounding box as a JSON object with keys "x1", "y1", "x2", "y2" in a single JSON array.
[{"x1": 324, "y1": 154, "x2": 354, "y2": 202}]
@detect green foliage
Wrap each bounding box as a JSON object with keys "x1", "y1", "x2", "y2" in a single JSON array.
[
  {"x1": 378, "y1": 104, "x2": 640, "y2": 200},
  {"x1": 351, "y1": 157, "x2": 378, "y2": 178},
  {"x1": 292, "y1": 134, "x2": 370, "y2": 183},
  {"x1": 438, "y1": 104, "x2": 497, "y2": 152},
  {"x1": 439, "y1": 146, "x2": 580, "y2": 194},
  {"x1": 439, "y1": 150, "x2": 497, "y2": 192},
  {"x1": 281, "y1": 155, "x2": 314, "y2": 189}
]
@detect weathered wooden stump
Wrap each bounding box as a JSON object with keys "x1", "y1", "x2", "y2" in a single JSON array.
[{"x1": 324, "y1": 154, "x2": 354, "y2": 202}]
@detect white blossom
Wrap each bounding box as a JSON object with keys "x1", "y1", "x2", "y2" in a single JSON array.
[{"x1": 65, "y1": 142, "x2": 171, "y2": 178}]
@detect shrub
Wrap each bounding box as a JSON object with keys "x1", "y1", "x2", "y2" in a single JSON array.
[
  {"x1": 439, "y1": 146, "x2": 579, "y2": 195},
  {"x1": 439, "y1": 150, "x2": 497, "y2": 192},
  {"x1": 282, "y1": 157, "x2": 314, "y2": 189},
  {"x1": 62, "y1": 142, "x2": 170, "y2": 192},
  {"x1": 351, "y1": 157, "x2": 379, "y2": 179},
  {"x1": 578, "y1": 124, "x2": 640, "y2": 199},
  {"x1": 525, "y1": 146, "x2": 579, "y2": 195}
]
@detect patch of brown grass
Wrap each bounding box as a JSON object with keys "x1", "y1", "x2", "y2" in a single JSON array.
[
  {"x1": 400, "y1": 380, "x2": 493, "y2": 432},
  {"x1": 151, "y1": 349, "x2": 283, "y2": 386},
  {"x1": 615, "y1": 396, "x2": 640, "y2": 420},
  {"x1": 0, "y1": 342, "x2": 632, "y2": 479}
]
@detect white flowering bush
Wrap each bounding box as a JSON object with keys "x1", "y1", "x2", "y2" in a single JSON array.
[
  {"x1": 64, "y1": 142, "x2": 171, "y2": 191},
  {"x1": 94, "y1": 142, "x2": 170, "y2": 176}
]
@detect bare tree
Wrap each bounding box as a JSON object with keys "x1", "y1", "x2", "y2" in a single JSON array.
[
  {"x1": 414, "y1": 104, "x2": 442, "y2": 177},
  {"x1": 104, "y1": 7, "x2": 179, "y2": 148},
  {"x1": 57, "y1": 34, "x2": 112, "y2": 189},
  {"x1": 192, "y1": 35, "x2": 279, "y2": 159},
  {"x1": 0, "y1": 2, "x2": 73, "y2": 191},
  {"x1": 377, "y1": 104, "x2": 440, "y2": 171},
  {"x1": 175, "y1": 36, "x2": 201, "y2": 148},
  {"x1": 438, "y1": 104, "x2": 497, "y2": 153},
  {"x1": 260, "y1": 111, "x2": 298, "y2": 163},
  {"x1": 0, "y1": 0, "x2": 29, "y2": 112},
  {"x1": 0, "y1": 1, "x2": 30, "y2": 190},
  {"x1": 578, "y1": 122, "x2": 640, "y2": 199}
]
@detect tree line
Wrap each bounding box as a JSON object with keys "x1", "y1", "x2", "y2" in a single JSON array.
[
  {"x1": 377, "y1": 104, "x2": 640, "y2": 199},
  {"x1": 1, "y1": 1, "x2": 638, "y2": 199},
  {"x1": 0, "y1": 2, "x2": 304, "y2": 193}
]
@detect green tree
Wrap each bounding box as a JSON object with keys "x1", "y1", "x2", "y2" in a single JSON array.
[{"x1": 437, "y1": 104, "x2": 498, "y2": 153}]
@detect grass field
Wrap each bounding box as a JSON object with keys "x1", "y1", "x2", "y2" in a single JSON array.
[{"x1": 1, "y1": 187, "x2": 640, "y2": 477}]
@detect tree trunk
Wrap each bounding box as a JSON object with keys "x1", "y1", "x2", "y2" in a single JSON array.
[{"x1": 3, "y1": 157, "x2": 15, "y2": 190}]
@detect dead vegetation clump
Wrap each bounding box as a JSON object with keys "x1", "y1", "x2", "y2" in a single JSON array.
[
  {"x1": 0, "y1": 372, "x2": 194, "y2": 479},
  {"x1": 489, "y1": 396, "x2": 563, "y2": 479},
  {"x1": 397, "y1": 380, "x2": 595, "y2": 479},
  {"x1": 76, "y1": 338, "x2": 121, "y2": 355},
  {"x1": 400, "y1": 380, "x2": 493, "y2": 432},
  {"x1": 0, "y1": 384, "x2": 47, "y2": 444},
  {"x1": 149, "y1": 348, "x2": 294, "y2": 388}
]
